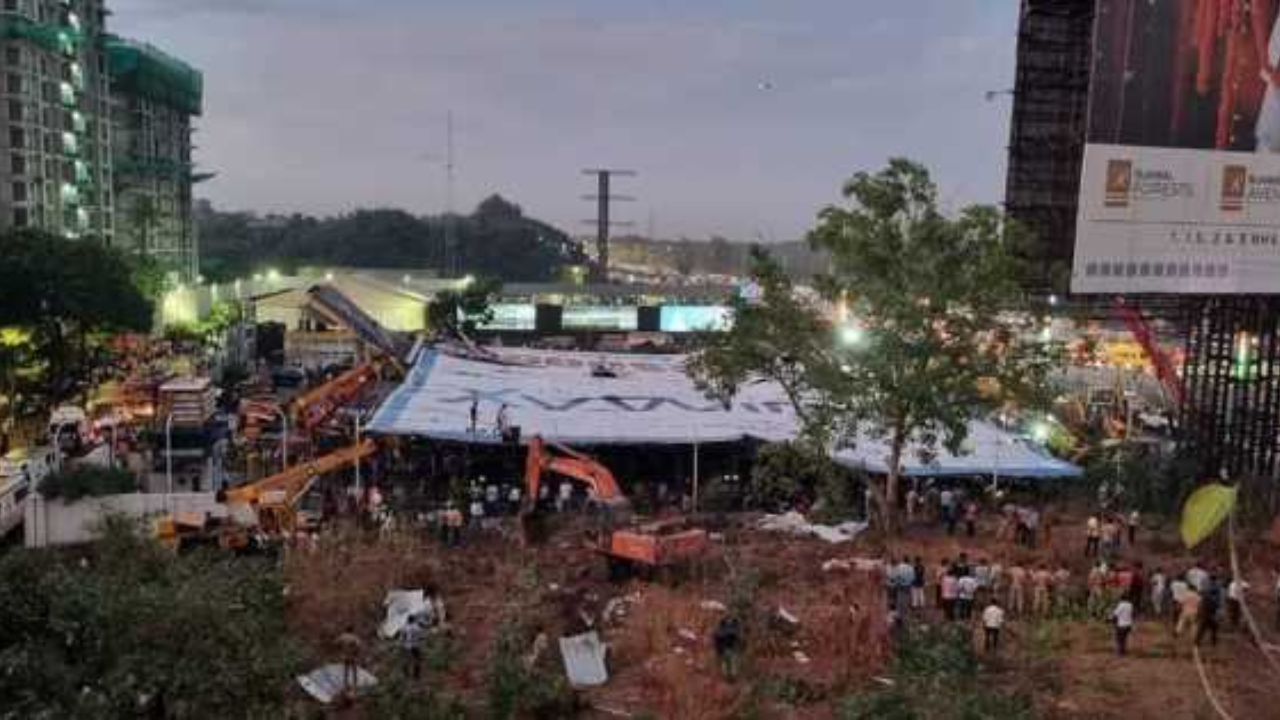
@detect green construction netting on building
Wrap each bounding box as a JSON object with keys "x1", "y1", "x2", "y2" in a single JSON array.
[
  {"x1": 0, "y1": 15, "x2": 79, "y2": 55},
  {"x1": 103, "y1": 35, "x2": 202, "y2": 116}
]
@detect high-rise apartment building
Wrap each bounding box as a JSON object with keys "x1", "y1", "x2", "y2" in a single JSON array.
[{"x1": 0, "y1": 1, "x2": 203, "y2": 280}]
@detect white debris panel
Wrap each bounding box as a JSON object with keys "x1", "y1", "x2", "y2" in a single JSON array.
[
  {"x1": 297, "y1": 664, "x2": 378, "y2": 704},
  {"x1": 559, "y1": 631, "x2": 609, "y2": 688}
]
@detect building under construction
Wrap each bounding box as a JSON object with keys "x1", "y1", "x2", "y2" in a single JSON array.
[{"x1": 1007, "y1": 0, "x2": 1280, "y2": 479}]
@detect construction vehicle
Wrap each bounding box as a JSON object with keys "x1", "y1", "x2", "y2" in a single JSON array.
[
  {"x1": 519, "y1": 436, "x2": 707, "y2": 576},
  {"x1": 156, "y1": 439, "x2": 378, "y2": 551},
  {"x1": 290, "y1": 359, "x2": 385, "y2": 433}
]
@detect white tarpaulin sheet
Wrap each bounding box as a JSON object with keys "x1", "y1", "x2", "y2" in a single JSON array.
[
  {"x1": 368, "y1": 348, "x2": 796, "y2": 444},
  {"x1": 559, "y1": 631, "x2": 609, "y2": 687},
  {"x1": 369, "y1": 348, "x2": 1081, "y2": 479},
  {"x1": 833, "y1": 420, "x2": 1082, "y2": 479},
  {"x1": 757, "y1": 512, "x2": 869, "y2": 544},
  {"x1": 297, "y1": 664, "x2": 378, "y2": 704}
]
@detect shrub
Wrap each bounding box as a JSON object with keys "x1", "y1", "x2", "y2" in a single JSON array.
[
  {"x1": 484, "y1": 619, "x2": 577, "y2": 720},
  {"x1": 38, "y1": 465, "x2": 138, "y2": 501},
  {"x1": 838, "y1": 624, "x2": 1033, "y2": 720}
]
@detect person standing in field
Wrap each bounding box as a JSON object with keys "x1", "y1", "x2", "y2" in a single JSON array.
[
  {"x1": 982, "y1": 599, "x2": 1006, "y2": 653},
  {"x1": 1112, "y1": 597, "x2": 1135, "y2": 656}
]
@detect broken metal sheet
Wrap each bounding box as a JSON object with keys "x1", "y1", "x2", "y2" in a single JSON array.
[
  {"x1": 380, "y1": 589, "x2": 428, "y2": 639},
  {"x1": 297, "y1": 664, "x2": 378, "y2": 704},
  {"x1": 559, "y1": 631, "x2": 609, "y2": 688}
]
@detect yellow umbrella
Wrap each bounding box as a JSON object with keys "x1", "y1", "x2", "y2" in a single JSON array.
[{"x1": 1180, "y1": 483, "x2": 1237, "y2": 550}]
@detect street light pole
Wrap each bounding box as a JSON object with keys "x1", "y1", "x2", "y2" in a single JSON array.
[
  {"x1": 354, "y1": 411, "x2": 362, "y2": 493},
  {"x1": 164, "y1": 412, "x2": 174, "y2": 512}
]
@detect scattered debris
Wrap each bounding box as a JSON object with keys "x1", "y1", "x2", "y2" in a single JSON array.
[
  {"x1": 560, "y1": 631, "x2": 609, "y2": 687},
  {"x1": 757, "y1": 512, "x2": 867, "y2": 544},
  {"x1": 775, "y1": 606, "x2": 800, "y2": 627},
  {"x1": 297, "y1": 664, "x2": 378, "y2": 704},
  {"x1": 699, "y1": 599, "x2": 728, "y2": 612},
  {"x1": 793, "y1": 650, "x2": 811, "y2": 664},
  {"x1": 872, "y1": 676, "x2": 895, "y2": 687},
  {"x1": 677, "y1": 628, "x2": 698, "y2": 642},
  {"x1": 821, "y1": 559, "x2": 852, "y2": 573},
  {"x1": 379, "y1": 589, "x2": 427, "y2": 640},
  {"x1": 524, "y1": 632, "x2": 550, "y2": 670}
]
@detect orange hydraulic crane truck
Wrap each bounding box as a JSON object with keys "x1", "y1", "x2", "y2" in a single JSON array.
[
  {"x1": 518, "y1": 436, "x2": 708, "y2": 579},
  {"x1": 156, "y1": 439, "x2": 378, "y2": 552}
]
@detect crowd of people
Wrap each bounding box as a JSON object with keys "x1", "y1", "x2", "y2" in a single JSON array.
[{"x1": 880, "y1": 485, "x2": 1280, "y2": 658}]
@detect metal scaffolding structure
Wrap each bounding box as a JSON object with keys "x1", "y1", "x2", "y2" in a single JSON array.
[
  {"x1": 1004, "y1": 0, "x2": 1095, "y2": 293},
  {"x1": 1181, "y1": 297, "x2": 1280, "y2": 478},
  {"x1": 1007, "y1": 1, "x2": 1280, "y2": 480}
]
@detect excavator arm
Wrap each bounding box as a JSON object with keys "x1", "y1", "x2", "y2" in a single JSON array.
[{"x1": 523, "y1": 436, "x2": 624, "y2": 506}]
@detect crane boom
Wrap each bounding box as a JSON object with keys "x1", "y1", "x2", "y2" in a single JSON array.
[
  {"x1": 1113, "y1": 297, "x2": 1185, "y2": 406},
  {"x1": 290, "y1": 361, "x2": 382, "y2": 432},
  {"x1": 221, "y1": 439, "x2": 377, "y2": 534}
]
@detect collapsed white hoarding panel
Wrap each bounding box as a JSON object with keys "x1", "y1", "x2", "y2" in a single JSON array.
[
  {"x1": 368, "y1": 348, "x2": 797, "y2": 444},
  {"x1": 368, "y1": 348, "x2": 1081, "y2": 478},
  {"x1": 834, "y1": 420, "x2": 1081, "y2": 479}
]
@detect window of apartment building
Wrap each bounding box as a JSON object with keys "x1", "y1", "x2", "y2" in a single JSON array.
[
  {"x1": 6, "y1": 74, "x2": 21, "y2": 95},
  {"x1": 7, "y1": 100, "x2": 20, "y2": 122},
  {"x1": 5, "y1": 48, "x2": 20, "y2": 68},
  {"x1": 11, "y1": 154, "x2": 25, "y2": 176},
  {"x1": 8, "y1": 127, "x2": 23, "y2": 149},
  {"x1": 12, "y1": 182, "x2": 26, "y2": 202},
  {"x1": 3, "y1": 0, "x2": 17, "y2": 12},
  {"x1": 13, "y1": 207, "x2": 28, "y2": 228}
]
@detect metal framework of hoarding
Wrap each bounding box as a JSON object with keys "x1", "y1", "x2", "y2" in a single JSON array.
[{"x1": 1008, "y1": 0, "x2": 1280, "y2": 480}]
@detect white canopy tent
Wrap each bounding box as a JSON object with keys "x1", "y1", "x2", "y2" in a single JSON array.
[{"x1": 368, "y1": 348, "x2": 1081, "y2": 479}]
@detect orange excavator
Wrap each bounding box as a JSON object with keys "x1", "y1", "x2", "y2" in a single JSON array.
[
  {"x1": 156, "y1": 439, "x2": 378, "y2": 551},
  {"x1": 519, "y1": 436, "x2": 708, "y2": 576}
]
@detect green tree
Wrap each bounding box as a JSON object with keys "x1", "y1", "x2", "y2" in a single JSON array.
[
  {"x1": 690, "y1": 160, "x2": 1048, "y2": 533},
  {"x1": 0, "y1": 518, "x2": 302, "y2": 717},
  {"x1": 428, "y1": 276, "x2": 503, "y2": 335},
  {"x1": 0, "y1": 231, "x2": 154, "y2": 402}
]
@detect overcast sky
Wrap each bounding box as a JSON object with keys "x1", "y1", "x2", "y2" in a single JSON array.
[{"x1": 111, "y1": 0, "x2": 1018, "y2": 241}]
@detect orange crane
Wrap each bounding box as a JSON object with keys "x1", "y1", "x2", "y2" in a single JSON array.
[
  {"x1": 289, "y1": 360, "x2": 384, "y2": 433},
  {"x1": 157, "y1": 439, "x2": 377, "y2": 550},
  {"x1": 520, "y1": 436, "x2": 708, "y2": 576},
  {"x1": 220, "y1": 438, "x2": 378, "y2": 535}
]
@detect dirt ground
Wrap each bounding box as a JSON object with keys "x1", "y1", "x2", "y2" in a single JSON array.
[{"x1": 283, "y1": 509, "x2": 1280, "y2": 719}]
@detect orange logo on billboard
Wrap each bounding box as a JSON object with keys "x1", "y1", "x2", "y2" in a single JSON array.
[
  {"x1": 1104, "y1": 159, "x2": 1132, "y2": 208},
  {"x1": 1221, "y1": 165, "x2": 1248, "y2": 212}
]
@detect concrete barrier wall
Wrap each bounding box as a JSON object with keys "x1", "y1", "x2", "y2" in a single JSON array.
[{"x1": 24, "y1": 492, "x2": 225, "y2": 548}]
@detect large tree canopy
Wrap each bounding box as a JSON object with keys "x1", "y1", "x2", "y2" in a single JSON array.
[
  {"x1": 690, "y1": 159, "x2": 1053, "y2": 532},
  {"x1": 0, "y1": 231, "x2": 154, "y2": 409},
  {"x1": 0, "y1": 230, "x2": 153, "y2": 332},
  {"x1": 198, "y1": 196, "x2": 585, "y2": 283}
]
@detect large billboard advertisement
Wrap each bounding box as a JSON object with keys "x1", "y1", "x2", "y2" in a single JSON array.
[{"x1": 1073, "y1": 0, "x2": 1280, "y2": 293}]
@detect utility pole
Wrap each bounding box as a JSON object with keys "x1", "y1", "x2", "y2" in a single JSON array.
[
  {"x1": 445, "y1": 110, "x2": 458, "y2": 277},
  {"x1": 581, "y1": 168, "x2": 636, "y2": 283}
]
